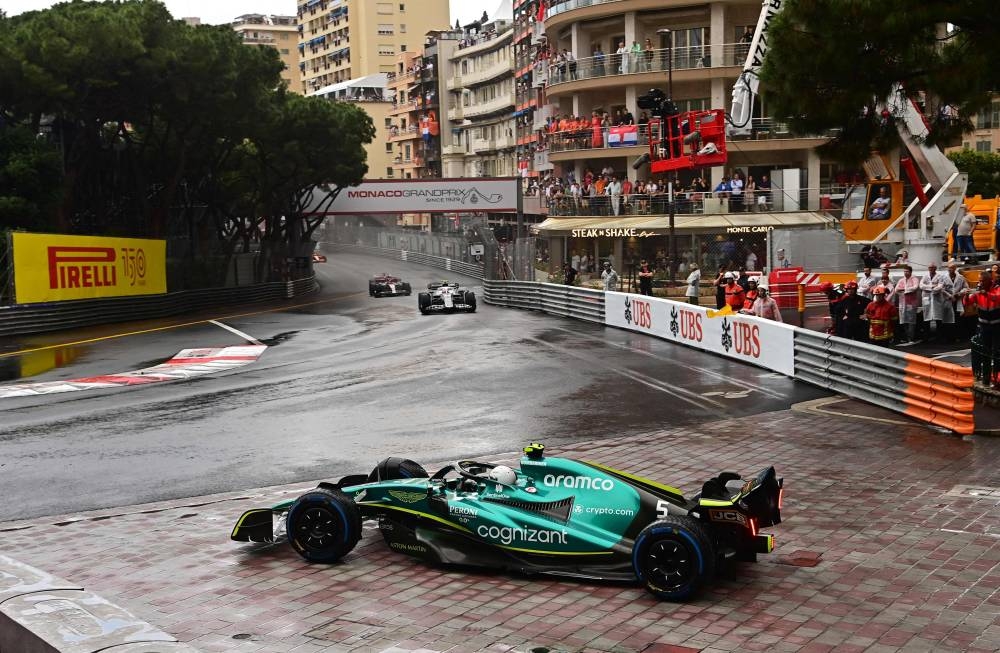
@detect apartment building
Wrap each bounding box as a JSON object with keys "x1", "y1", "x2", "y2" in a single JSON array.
[
  {"x1": 297, "y1": 0, "x2": 450, "y2": 96},
  {"x1": 386, "y1": 30, "x2": 462, "y2": 180},
  {"x1": 444, "y1": 18, "x2": 518, "y2": 179},
  {"x1": 312, "y1": 74, "x2": 394, "y2": 179},
  {"x1": 954, "y1": 97, "x2": 1000, "y2": 153},
  {"x1": 510, "y1": 0, "x2": 857, "y2": 273},
  {"x1": 232, "y1": 14, "x2": 301, "y2": 93}
]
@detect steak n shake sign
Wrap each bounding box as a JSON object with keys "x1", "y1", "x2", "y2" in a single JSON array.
[
  {"x1": 570, "y1": 228, "x2": 661, "y2": 238},
  {"x1": 604, "y1": 291, "x2": 795, "y2": 375},
  {"x1": 306, "y1": 178, "x2": 520, "y2": 214}
]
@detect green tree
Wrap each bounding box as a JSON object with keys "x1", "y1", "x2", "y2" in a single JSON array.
[
  {"x1": 948, "y1": 150, "x2": 1000, "y2": 198},
  {"x1": 760, "y1": 0, "x2": 1000, "y2": 163},
  {"x1": 243, "y1": 93, "x2": 375, "y2": 280},
  {"x1": 0, "y1": 0, "x2": 374, "y2": 285},
  {"x1": 0, "y1": 123, "x2": 63, "y2": 230}
]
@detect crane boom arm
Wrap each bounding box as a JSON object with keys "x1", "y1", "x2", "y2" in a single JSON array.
[
  {"x1": 887, "y1": 86, "x2": 959, "y2": 189},
  {"x1": 729, "y1": 0, "x2": 784, "y2": 136}
]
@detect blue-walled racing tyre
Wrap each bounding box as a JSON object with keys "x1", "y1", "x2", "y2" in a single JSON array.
[
  {"x1": 632, "y1": 516, "x2": 716, "y2": 600},
  {"x1": 286, "y1": 488, "x2": 362, "y2": 563}
]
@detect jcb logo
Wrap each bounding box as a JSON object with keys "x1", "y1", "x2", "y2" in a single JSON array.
[
  {"x1": 708, "y1": 509, "x2": 747, "y2": 526},
  {"x1": 633, "y1": 299, "x2": 652, "y2": 329}
]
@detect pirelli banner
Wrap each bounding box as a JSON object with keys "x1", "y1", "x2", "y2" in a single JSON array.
[
  {"x1": 604, "y1": 291, "x2": 795, "y2": 376},
  {"x1": 308, "y1": 178, "x2": 520, "y2": 214},
  {"x1": 11, "y1": 233, "x2": 167, "y2": 304}
]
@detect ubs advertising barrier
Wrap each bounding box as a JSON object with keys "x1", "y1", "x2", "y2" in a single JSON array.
[
  {"x1": 306, "y1": 178, "x2": 520, "y2": 214},
  {"x1": 11, "y1": 232, "x2": 167, "y2": 304},
  {"x1": 604, "y1": 291, "x2": 795, "y2": 376}
]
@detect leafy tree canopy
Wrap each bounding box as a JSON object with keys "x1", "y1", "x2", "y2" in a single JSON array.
[
  {"x1": 0, "y1": 1, "x2": 374, "y2": 284},
  {"x1": 761, "y1": 0, "x2": 1000, "y2": 163},
  {"x1": 948, "y1": 150, "x2": 1000, "y2": 198}
]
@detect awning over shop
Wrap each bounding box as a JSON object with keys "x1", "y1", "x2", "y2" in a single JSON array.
[{"x1": 530, "y1": 212, "x2": 835, "y2": 236}]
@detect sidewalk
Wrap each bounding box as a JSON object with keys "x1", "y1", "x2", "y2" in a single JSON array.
[{"x1": 2, "y1": 407, "x2": 999, "y2": 652}]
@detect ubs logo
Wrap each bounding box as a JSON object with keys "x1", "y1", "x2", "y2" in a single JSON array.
[
  {"x1": 721, "y1": 319, "x2": 761, "y2": 358},
  {"x1": 625, "y1": 297, "x2": 652, "y2": 329}
]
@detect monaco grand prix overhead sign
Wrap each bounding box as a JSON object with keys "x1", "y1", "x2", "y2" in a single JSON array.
[
  {"x1": 604, "y1": 291, "x2": 795, "y2": 376},
  {"x1": 307, "y1": 178, "x2": 520, "y2": 215}
]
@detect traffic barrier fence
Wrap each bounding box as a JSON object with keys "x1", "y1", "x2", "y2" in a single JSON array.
[
  {"x1": 323, "y1": 242, "x2": 485, "y2": 279},
  {"x1": 793, "y1": 329, "x2": 974, "y2": 434},
  {"x1": 483, "y1": 280, "x2": 605, "y2": 323},
  {"x1": 482, "y1": 278, "x2": 975, "y2": 434},
  {"x1": 0, "y1": 276, "x2": 318, "y2": 337}
]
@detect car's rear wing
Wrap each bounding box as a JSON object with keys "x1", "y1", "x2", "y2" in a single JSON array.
[{"x1": 698, "y1": 466, "x2": 783, "y2": 527}]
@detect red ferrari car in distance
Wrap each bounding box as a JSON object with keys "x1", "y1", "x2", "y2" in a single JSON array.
[{"x1": 369, "y1": 273, "x2": 412, "y2": 297}]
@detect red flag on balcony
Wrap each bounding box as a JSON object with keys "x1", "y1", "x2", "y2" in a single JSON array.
[{"x1": 536, "y1": 1, "x2": 545, "y2": 23}]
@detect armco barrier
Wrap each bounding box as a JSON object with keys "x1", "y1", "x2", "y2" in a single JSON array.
[
  {"x1": 323, "y1": 242, "x2": 485, "y2": 279},
  {"x1": 0, "y1": 555, "x2": 200, "y2": 652},
  {"x1": 484, "y1": 280, "x2": 605, "y2": 323},
  {"x1": 0, "y1": 276, "x2": 318, "y2": 338},
  {"x1": 794, "y1": 329, "x2": 975, "y2": 434},
  {"x1": 484, "y1": 278, "x2": 976, "y2": 434}
]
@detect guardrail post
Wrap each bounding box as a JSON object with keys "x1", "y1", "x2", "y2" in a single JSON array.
[{"x1": 798, "y1": 282, "x2": 806, "y2": 327}]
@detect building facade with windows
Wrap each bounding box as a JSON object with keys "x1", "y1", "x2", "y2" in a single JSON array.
[
  {"x1": 386, "y1": 30, "x2": 462, "y2": 180},
  {"x1": 232, "y1": 14, "x2": 301, "y2": 93},
  {"x1": 511, "y1": 0, "x2": 863, "y2": 277},
  {"x1": 444, "y1": 19, "x2": 518, "y2": 179},
  {"x1": 312, "y1": 74, "x2": 394, "y2": 180},
  {"x1": 297, "y1": 0, "x2": 450, "y2": 96},
  {"x1": 954, "y1": 98, "x2": 1000, "y2": 153}
]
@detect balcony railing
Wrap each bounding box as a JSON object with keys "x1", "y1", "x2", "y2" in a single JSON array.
[
  {"x1": 546, "y1": 0, "x2": 651, "y2": 20},
  {"x1": 462, "y1": 58, "x2": 512, "y2": 87},
  {"x1": 546, "y1": 123, "x2": 660, "y2": 152},
  {"x1": 546, "y1": 43, "x2": 747, "y2": 88},
  {"x1": 463, "y1": 92, "x2": 516, "y2": 119},
  {"x1": 543, "y1": 118, "x2": 813, "y2": 155},
  {"x1": 540, "y1": 186, "x2": 834, "y2": 217},
  {"x1": 387, "y1": 125, "x2": 419, "y2": 140}
]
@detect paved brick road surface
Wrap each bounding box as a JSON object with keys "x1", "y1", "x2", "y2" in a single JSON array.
[{"x1": 3, "y1": 409, "x2": 999, "y2": 653}]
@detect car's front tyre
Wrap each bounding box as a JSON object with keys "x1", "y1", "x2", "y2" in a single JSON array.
[
  {"x1": 418, "y1": 292, "x2": 431, "y2": 314},
  {"x1": 368, "y1": 457, "x2": 429, "y2": 481},
  {"x1": 286, "y1": 488, "x2": 362, "y2": 563},
  {"x1": 632, "y1": 516, "x2": 716, "y2": 601},
  {"x1": 464, "y1": 291, "x2": 477, "y2": 312}
]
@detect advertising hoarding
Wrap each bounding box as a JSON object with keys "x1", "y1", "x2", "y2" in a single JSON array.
[
  {"x1": 306, "y1": 178, "x2": 520, "y2": 214},
  {"x1": 12, "y1": 232, "x2": 167, "y2": 304},
  {"x1": 604, "y1": 291, "x2": 795, "y2": 376}
]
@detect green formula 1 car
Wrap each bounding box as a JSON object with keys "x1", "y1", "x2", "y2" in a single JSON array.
[{"x1": 231, "y1": 443, "x2": 783, "y2": 600}]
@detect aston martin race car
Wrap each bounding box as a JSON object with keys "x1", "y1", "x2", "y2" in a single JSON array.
[
  {"x1": 418, "y1": 281, "x2": 476, "y2": 314},
  {"x1": 231, "y1": 443, "x2": 783, "y2": 600},
  {"x1": 369, "y1": 274, "x2": 412, "y2": 297}
]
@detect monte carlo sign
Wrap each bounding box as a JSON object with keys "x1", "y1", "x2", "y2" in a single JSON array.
[{"x1": 305, "y1": 178, "x2": 520, "y2": 215}]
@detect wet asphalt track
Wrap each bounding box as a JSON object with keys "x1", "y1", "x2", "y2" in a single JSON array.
[{"x1": 0, "y1": 252, "x2": 827, "y2": 521}]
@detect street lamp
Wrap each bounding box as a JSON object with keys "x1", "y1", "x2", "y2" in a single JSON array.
[{"x1": 656, "y1": 28, "x2": 677, "y2": 282}]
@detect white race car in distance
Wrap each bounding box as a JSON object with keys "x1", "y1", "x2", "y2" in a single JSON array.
[{"x1": 418, "y1": 281, "x2": 476, "y2": 314}]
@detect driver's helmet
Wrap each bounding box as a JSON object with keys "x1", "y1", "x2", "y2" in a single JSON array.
[{"x1": 487, "y1": 465, "x2": 517, "y2": 485}]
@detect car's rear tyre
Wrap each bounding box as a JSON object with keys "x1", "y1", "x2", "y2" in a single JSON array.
[
  {"x1": 632, "y1": 516, "x2": 716, "y2": 601},
  {"x1": 286, "y1": 488, "x2": 362, "y2": 564},
  {"x1": 464, "y1": 291, "x2": 477, "y2": 312},
  {"x1": 368, "y1": 457, "x2": 429, "y2": 482},
  {"x1": 418, "y1": 292, "x2": 431, "y2": 314}
]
